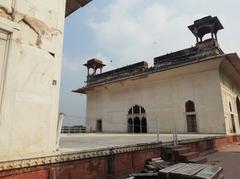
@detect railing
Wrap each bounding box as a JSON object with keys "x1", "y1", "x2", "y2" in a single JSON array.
[{"x1": 61, "y1": 126, "x2": 86, "y2": 134}]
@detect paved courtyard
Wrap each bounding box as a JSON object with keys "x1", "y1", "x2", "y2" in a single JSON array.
[
  {"x1": 59, "y1": 133, "x2": 222, "y2": 152},
  {"x1": 207, "y1": 143, "x2": 240, "y2": 179}
]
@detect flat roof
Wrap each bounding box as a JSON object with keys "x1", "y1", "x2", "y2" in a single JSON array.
[{"x1": 59, "y1": 133, "x2": 222, "y2": 152}]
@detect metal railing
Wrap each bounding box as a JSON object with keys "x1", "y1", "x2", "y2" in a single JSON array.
[{"x1": 61, "y1": 126, "x2": 86, "y2": 134}]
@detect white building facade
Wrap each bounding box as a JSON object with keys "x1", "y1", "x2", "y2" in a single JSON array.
[{"x1": 75, "y1": 16, "x2": 240, "y2": 135}]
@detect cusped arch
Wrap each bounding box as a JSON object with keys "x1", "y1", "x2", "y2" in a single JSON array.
[
  {"x1": 127, "y1": 105, "x2": 147, "y2": 133},
  {"x1": 128, "y1": 108, "x2": 132, "y2": 115},
  {"x1": 128, "y1": 105, "x2": 146, "y2": 115}
]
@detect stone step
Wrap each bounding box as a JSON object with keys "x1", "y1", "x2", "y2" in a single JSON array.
[
  {"x1": 161, "y1": 145, "x2": 185, "y2": 161},
  {"x1": 172, "y1": 147, "x2": 192, "y2": 155},
  {"x1": 150, "y1": 157, "x2": 163, "y2": 163},
  {"x1": 188, "y1": 156, "x2": 207, "y2": 164},
  {"x1": 128, "y1": 172, "x2": 158, "y2": 178},
  {"x1": 178, "y1": 152, "x2": 199, "y2": 162}
]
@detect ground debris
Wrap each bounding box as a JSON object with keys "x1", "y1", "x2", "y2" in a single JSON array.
[
  {"x1": 126, "y1": 157, "x2": 171, "y2": 179},
  {"x1": 127, "y1": 157, "x2": 223, "y2": 179}
]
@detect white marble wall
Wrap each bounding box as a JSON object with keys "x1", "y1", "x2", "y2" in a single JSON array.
[
  {"x1": 219, "y1": 58, "x2": 240, "y2": 134},
  {"x1": 86, "y1": 57, "x2": 228, "y2": 134},
  {"x1": 0, "y1": 0, "x2": 66, "y2": 160}
]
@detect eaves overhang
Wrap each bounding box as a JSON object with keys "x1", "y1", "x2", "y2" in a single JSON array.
[
  {"x1": 65, "y1": 0, "x2": 92, "y2": 17},
  {"x1": 221, "y1": 53, "x2": 240, "y2": 86},
  {"x1": 224, "y1": 53, "x2": 240, "y2": 74}
]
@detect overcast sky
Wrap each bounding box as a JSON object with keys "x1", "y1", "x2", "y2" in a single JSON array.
[{"x1": 60, "y1": 0, "x2": 240, "y2": 125}]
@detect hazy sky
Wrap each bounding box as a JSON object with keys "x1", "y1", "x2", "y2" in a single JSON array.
[{"x1": 60, "y1": 0, "x2": 240, "y2": 125}]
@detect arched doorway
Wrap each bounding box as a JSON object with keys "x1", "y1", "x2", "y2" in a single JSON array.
[
  {"x1": 134, "y1": 117, "x2": 140, "y2": 133},
  {"x1": 128, "y1": 118, "x2": 133, "y2": 133},
  {"x1": 185, "y1": 100, "x2": 198, "y2": 133},
  {"x1": 127, "y1": 105, "x2": 147, "y2": 133},
  {"x1": 142, "y1": 117, "x2": 147, "y2": 133}
]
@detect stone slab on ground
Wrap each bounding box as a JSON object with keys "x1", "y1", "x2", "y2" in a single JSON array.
[{"x1": 159, "y1": 163, "x2": 222, "y2": 179}]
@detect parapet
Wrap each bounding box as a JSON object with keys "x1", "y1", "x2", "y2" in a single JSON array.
[
  {"x1": 87, "y1": 61, "x2": 149, "y2": 86},
  {"x1": 154, "y1": 38, "x2": 223, "y2": 68}
]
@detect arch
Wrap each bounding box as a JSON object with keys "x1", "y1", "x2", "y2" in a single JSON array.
[
  {"x1": 185, "y1": 100, "x2": 197, "y2": 132},
  {"x1": 128, "y1": 105, "x2": 146, "y2": 115},
  {"x1": 185, "y1": 100, "x2": 195, "y2": 112},
  {"x1": 95, "y1": 68, "x2": 101, "y2": 75},
  {"x1": 88, "y1": 68, "x2": 94, "y2": 75},
  {"x1": 128, "y1": 118, "x2": 133, "y2": 133},
  {"x1": 141, "y1": 107, "x2": 145, "y2": 114},
  {"x1": 127, "y1": 105, "x2": 147, "y2": 133},
  {"x1": 134, "y1": 117, "x2": 140, "y2": 133},
  {"x1": 141, "y1": 117, "x2": 147, "y2": 133},
  {"x1": 133, "y1": 105, "x2": 140, "y2": 114},
  {"x1": 128, "y1": 108, "x2": 132, "y2": 115},
  {"x1": 201, "y1": 33, "x2": 212, "y2": 41}
]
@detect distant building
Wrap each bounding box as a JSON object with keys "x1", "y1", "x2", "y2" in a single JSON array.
[
  {"x1": 61, "y1": 125, "x2": 86, "y2": 133},
  {"x1": 74, "y1": 16, "x2": 240, "y2": 134}
]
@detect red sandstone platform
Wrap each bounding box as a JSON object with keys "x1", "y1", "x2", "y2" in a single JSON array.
[{"x1": 0, "y1": 134, "x2": 239, "y2": 179}]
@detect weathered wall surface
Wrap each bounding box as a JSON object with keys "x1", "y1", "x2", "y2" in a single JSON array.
[
  {"x1": 219, "y1": 59, "x2": 240, "y2": 134},
  {"x1": 86, "y1": 58, "x2": 226, "y2": 134},
  {"x1": 0, "y1": 0, "x2": 66, "y2": 160},
  {"x1": 0, "y1": 149, "x2": 161, "y2": 179}
]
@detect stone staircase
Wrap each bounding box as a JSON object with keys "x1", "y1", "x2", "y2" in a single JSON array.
[{"x1": 162, "y1": 145, "x2": 207, "y2": 164}]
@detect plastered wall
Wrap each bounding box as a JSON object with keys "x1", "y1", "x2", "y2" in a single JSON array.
[
  {"x1": 86, "y1": 58, "x2": 226, "y2": 134},
  {"x1": 0, "y1": 0, "x2": 66, "y2": 160}
]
